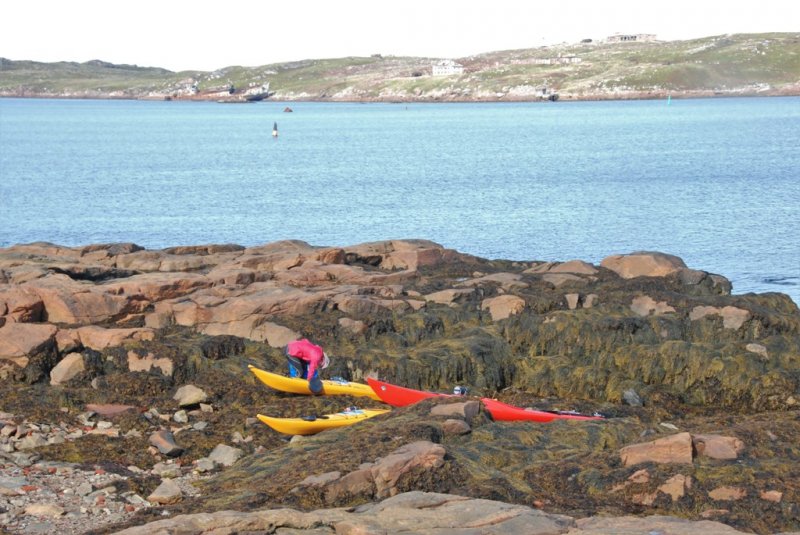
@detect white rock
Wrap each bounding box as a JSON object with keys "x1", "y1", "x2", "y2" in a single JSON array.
[
  {"x1": 147, "y1": 479, "x2": 183, "y2": 505},
  {"x1": 173, "y1": 385, "x2": 208, "y2": 407},
  {"x1": 25, "y1": 503, "x2": 65, "y2": 517},
  {"x1": 208, "y1": 444, "x2": 244, "y2": 467}
]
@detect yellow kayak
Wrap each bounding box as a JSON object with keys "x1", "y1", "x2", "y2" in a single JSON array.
[
  {"x1": 247, "y1": 365, "x2": 382, "y2": 401},
  {"x1": 256, "y1": 408, "x2": 390, "y2": 435}
]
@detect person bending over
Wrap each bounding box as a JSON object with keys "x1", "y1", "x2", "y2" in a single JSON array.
[{"x1": 285, "y1": 338, "x2": 330, "y2": 394}]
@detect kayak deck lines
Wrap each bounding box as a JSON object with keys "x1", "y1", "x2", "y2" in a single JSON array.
[{"x1": 256, "y1": 408, "x2": 390, "y2": 435}]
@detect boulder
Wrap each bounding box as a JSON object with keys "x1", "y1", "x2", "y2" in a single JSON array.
[
  {"x1": 346, "y1": 240, "x2": 466, "y2": 271},
  {"x1": 338, "y1": 317, "x2": 367, "y2": 335},
  {"x1": 85, "y1": 404, "x2": 137, "y2": 417},
  {"x1": 0, "y1": 287, "x2": 44, "y2": 322},
  {"x1": 481, "y1": 295, "x2": 526, "y2": 321},
  {"x1": 630, "y1": 295, "x2": 676, "y2": 316},
  {"x1": 112, "y1": 492, "x2": 576, "y2": 535},
  {"x1": 147, "y1": 478, "x2": 183, "y2": 505},
  {"x1": 745, "y1": 343, "x2": 769, "y2": 359},
  {"x1": 541, "y1": 273, "x2": 586, "y2": 287},
  {"x1": 49, "y1": 352, "x2": 85, "y2": 385},
  {"x1": 198, "y1": 285, "x2": 330, "y2": 325},
  {"x1": 658, "y1": 474, "x2": 692, "y2": 501},
  {"x1": 205, "y1": 266, "x2": 258, "y2": 286},
  {"x1": 22, "y1": 274, "x2": 138, "y2": 324},
  {"x1": 24, "y1": 503, "x2": 65, "y2": 517},
  {"x1": 760, "y1": 490, "x2": 782, "y2": 503},
  {"x1": 149, "y1": 429, "x2": 184, "y2": 457},
  {"x1": 319, "y1": 441, "x2": 450, "y2": 503},
  {"x1": 692, "y1": 434, "x2": 745, "y2": 460},
  {"x1": 128, "y1": 351, "x2": 174, "y2": 377},
  {"x1": 458, "y1": 272, "x2": 528, "y2": 291},
  {"x1": 370, "y1": 440, "x2": 446, "y2": 499},
  {"x1": 574, "y1": 514, "x2": 748, "y2": 534},
  {"x1": 55, "y1": 329, "x2": 81, "y2": 354},
  {"x1": 324, "y1": 467, "x2": 375, "y2": 503},
  {"x1": 75, "y1": 325, "x2": 155, "y2": 350},
  {"x1": 549, "y1": 259, "x2": 599, "y2": 275},
  {"x1": 298, "y1": 471, "x2": 341, "y2": 487},
  {"x1": 0, "y1": 322, "x2": 58, "y2": 370},
  {"x1": 79, "y1": 242, "x2": 144, "y2": 257},
  {"x1": 208, "y1": 444, "x2": 244, "y2": 467},
  {"x1": 601, "y1": 251, "x2": 688, "y2": 279},
  {"x1": 199, "y1": 317, "x2": 299, "y2": 347},
  {"x1": 161, "y1": 244, "x2": 244, "y2": 256},
  {"x1": 334, "y1": 295, "x2": 410, "y2": 317},
  {"x1": 709, "y1": 486, "x2": 747, "y2": 501},
  {"x1": 689, "y1": 306, "x2": 751, "y2": 329},
  {"x1": 623, "y1": 389, "x2": 643, "y2": 407},
  {"x1": 316, "y1": 247, "x2": 346, "y2": 264},
  {"x1": 102, "y1": 272, "x2": 211, "y2": 301},
  {"x1": 565, "y1": 293, "x2": 580, "y2": 310},
  {"x1": 441, "y1": 419, "x2": 471, "y2": 435},
  {"x1": 173, "y1": 384, "x2": 209, "y2": 407},
  {"x1": 524, "y1": 260, "x2": 599, "y2": 276},
  {"x1": 430, "y1": 401, "x2": 480, "y2": 420},
  {"x1": 424, "y1": 289, "x2": 474, "y2": 305},
  {"x1": 620, "y1": 432, "x2": 693, "y2": 466}
]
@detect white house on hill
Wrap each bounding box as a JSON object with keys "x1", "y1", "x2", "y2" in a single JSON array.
[
  {"x1": 432, "y1": 60, "x2": 464, "y2": 76},
  {"x1": 606, "y1": 33, "x2": 656, "y2": 43}
]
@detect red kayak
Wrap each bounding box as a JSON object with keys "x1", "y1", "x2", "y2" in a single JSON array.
[
  {"x1": 367, "y1": 377, "x2": 455, "y2": 406},
  {"x1": 367, "y1": 378, "x2": 604, "y2": 422},
  {"x1": 480, "y1": 397, "x2": 604, "y2": 422}
]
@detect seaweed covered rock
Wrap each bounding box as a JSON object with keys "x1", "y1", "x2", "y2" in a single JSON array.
[{"x1": 0, "y1": 240, "x2": 798, "y2": 534}]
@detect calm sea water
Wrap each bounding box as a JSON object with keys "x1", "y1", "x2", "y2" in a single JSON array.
[{"x1": 1, "y1": 97, "x2": 798, "y2": 304}]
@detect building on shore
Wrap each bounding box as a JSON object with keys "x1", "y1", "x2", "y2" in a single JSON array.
[
  {"x1": 606, "y1": 33, "x2": 656, "y2": 43},
  {"x1": 432, "y1": 60, "x2": 465, "y2": 76}
]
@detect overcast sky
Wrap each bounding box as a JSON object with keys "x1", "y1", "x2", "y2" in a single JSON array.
[{"x1": 2, "y1": 0, "x2": 798, "y2": 72}]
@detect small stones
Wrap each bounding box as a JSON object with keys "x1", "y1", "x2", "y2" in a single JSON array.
[{"x1": 75, "y1": 482, "x2": 93, "y2": 496}]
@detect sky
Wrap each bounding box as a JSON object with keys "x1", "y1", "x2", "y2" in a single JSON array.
[{"x1": 2, "y1": 0, "x2": 798, "y2": 72}]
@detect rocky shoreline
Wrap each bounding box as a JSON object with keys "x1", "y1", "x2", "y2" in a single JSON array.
[
  {"x1": 1, "y1": 240, "x2": 798, "y2": 534},
  {"x1": 4, "y1": 85, "x2": 800, "y2": 103}
]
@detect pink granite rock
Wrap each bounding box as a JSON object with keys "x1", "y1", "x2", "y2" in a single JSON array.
[
  {"x1": 601, "y1": 251, "x2": 688, "y2": 279},
  {"x1": 620, "y1": 432, "x2": 693, "y2": 466}
]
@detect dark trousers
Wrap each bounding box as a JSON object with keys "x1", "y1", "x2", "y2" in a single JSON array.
[{"x1": 286, "y1": 353, "x2": 307, "y2": 378}]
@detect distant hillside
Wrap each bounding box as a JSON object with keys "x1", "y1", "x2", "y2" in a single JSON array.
[{"x1": 1, "y1": 33, "x2": 799, "y2": 102}]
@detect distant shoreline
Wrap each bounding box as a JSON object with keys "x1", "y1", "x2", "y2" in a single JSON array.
[{"x1": 3, "y1": 88, "x2": 799, "y2": 104}]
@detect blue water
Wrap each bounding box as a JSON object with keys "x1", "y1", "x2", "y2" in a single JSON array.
[{"x1": 1, "y1": 97, "x2": 799, "y2": 304}]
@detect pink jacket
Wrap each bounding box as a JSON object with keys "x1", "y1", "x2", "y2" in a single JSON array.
[{"x1": 286, "y1": 339, "x2": 324, "y2": 380}]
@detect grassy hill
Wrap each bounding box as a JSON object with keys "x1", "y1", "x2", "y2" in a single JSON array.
[{"x1": 1, "y1": 33, "x2": 799, "y2": 101}]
